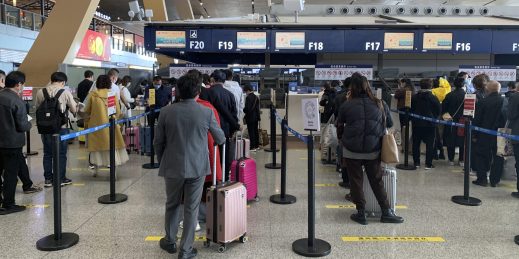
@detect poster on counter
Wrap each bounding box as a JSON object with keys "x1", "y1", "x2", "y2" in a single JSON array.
[
  {"x1": 315, "y1": 65, "x2": 373, "y2": 81},
  {"x1": 463, "y1": 94, "x2": 477, "y2": 117},
  {"x1": 169, "y1": 64, "x2": 228, "y2": 78},
  {"x1": 22, "y1": 87, "x2": 33, "y2": 101},
  {"x1": 459, "y1": 65, "x2": 517, "y2": 81},
  {"x1": 302, "y1": 98, "x2": 320, "y2": 131},
  {"x1": 107, "y1": 91, "x2": 116, "y2": 116}
]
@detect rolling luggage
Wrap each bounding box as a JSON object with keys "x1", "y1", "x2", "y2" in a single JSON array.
[
  {"x1": 125, "y1": 126, "x2": 140, "y2": 153},
  {"x1": 139, "y1": 126, "x2": 152, "y2": 155},
  {"x1": 234, "y1": 132, "x2": 251, "y2": 159},
  {"x1": 230, "y1": 137, "x2": 259, "y2": 202},
  {"x1": 205, "y1": 144, "x2": 248, "y2": 253},
  {"x1": 363, "y1": 166, "x2": 397, "y2": 217}
]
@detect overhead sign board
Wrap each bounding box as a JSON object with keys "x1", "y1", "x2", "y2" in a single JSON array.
[
  {"x1": 492, "y1": 30, "x2": 519, "y2": 54},
  {"x1": 459, "y1": 65, "x2": 517, "y2": 81},
  {"x1": 314, "y1": 65, "x2": 373, "y2": 81},
  {"x1": 169, "y1": 64, "x2": 228, "y2": 78}
]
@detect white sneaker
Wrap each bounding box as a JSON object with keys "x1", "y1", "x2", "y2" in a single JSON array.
[
  {"x1": 88, "y1": 165, "x2": 96, "y2": 170},
  {"x1": 459, "y1": 162, "x2": 465, "y2": 168},
  {"x1": 179, "y1": 221, "x2": 201, "y2": 232},
  {"x1": 449, "y1": 161, "x2": 455, "y2": 166}
]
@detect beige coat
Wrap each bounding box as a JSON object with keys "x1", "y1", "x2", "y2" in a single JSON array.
[{"x1": 84, "y1": 89, "x2": 125, "y2": 152}]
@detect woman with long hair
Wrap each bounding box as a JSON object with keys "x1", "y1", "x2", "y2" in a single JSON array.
[{"x1": 337, "y1": 73, "x2": 403, "y2": 225}]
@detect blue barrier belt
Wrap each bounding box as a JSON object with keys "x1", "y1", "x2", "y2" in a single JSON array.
[
  {"x1": 60, "y1": 109, "x2": 159, "y2": 142},
  {"x1": 273, "y1": 110, "x2": 308, "y2": 144},
  {"x1": 390, "y1": 109, "x2": 519, "y2": 141}
]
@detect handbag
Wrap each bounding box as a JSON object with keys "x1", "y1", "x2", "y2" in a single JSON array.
[
  {"x1": 380, "y1": 105, "x2": 399, "y2": 164},
  {"x1": 497, "y1": 121, "x2": 514, "y2": 157}
]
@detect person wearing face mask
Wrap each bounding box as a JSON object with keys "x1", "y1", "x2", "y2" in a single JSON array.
[
  {"x1": 0, "y1": 71, "x2": 33, "y2": 215},
  {"x1": 144, "y1": 76, "x2": 173, "y2": 124},
  {"x1": 119, "y1": 76, "x2": 135, "y2": 119},
  {"x1": 0, "y1": 70, "x2": 5, "y2": 89},
  {"x1": 458, "y1": 72, "x2": 475, "y2": 94}
]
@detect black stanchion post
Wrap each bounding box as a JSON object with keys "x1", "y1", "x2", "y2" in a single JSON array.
[
  {"x1": 264, "y1": 104, "x2": 280, "y2": 153},
  {"x1": 396, "y1": 108, "x2": 415, "y2": 170},
  {"x1": 515, "y1": 235, "x2": 519, "y2": 245},
  {"x1": 24, "y1": 101, "x2": 38, "y2": 156},
  {"x1": 265, "y1": 105, "x2": 281, "y2": 169},
  {"x1": 142, "y1": 116, "x2": 159, "y2": 169},
  {"x1": 36, "y1": 134, "x2": 79, "y2": 251},
  {"x1": 451, "y1": 117, "x2": 481, "y2": 206},
  {"x1": 292, "y1": 133, "x2": 331, "y2": 257},
  {"x1": 270, "y1": 119, "x2": 296, "y2": 204},
  {"x1": 98, "y1": 117, "x2": 128, "y2": 204}
]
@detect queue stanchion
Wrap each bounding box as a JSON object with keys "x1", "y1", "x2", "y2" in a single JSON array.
[
  {"x1": 396, "y1": 108, "x2": 415, "y2": 171},
  {"x1": 24, "y1": 101, "x2": 38, "y2": 156},
  {"x1": 515, "y1": 236, "x2": 519, "y2": 245},
  {"x1": 451, "y1": 117, "x2": 482, "y2": 206},
  {"x1": 98, "y1": 117, "x2": 128, "y2": 204},
  {"x1": 264, "y1": 104, "x2": 280, "y2": 153},
  {"x1": 292, "y1": 132, "x2": 331, "y2": 257},
  {"x1": 36, "y1": 134, "x2": 79, "y2": 251},
  {"x1": 143, "y1": 113, "x2": 159, "y2": 169},
  {"x1": 270, "y1": 119, "x2": 296, "y2": 204}
]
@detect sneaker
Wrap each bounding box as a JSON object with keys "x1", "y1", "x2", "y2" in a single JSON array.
[
  {"x1": 23, "y1": 186, "x2": 43, "y2": 194},
  {"x1": 61, "y1": 178, "x2": 72, "y2": 186},
  {"x1": 425, "y1": 165, "x2": 435, "y2": 170},
  {"x1": 44, "y1": 180, "x2": 52, "y2": 188},
  {"x1": 472, "y1": 180, "x2": 488, "y2": 187},
  {"x1": 381, "y1": 209, "x2": 404, "y2": 223},
  {"x1": 88, "y1": 165, "x2": 96, "y2": 170},
  {"x1": 449, "y1": 161, "x2": 455, "y2": 166},
  {"x1": 459, "y1": 162, "x2": 464, "y2": 168},
  {"x1": 178, "y1": 221, "x2": 201, "y2": 232},
  {"x1": 414, "y1": 164, "x2": 420, "y2": 169},
  {"x1": 345, "y1": 193, "x2": 352, "y2": 202},
  {"x1": 350, "y1": 210, "x2": 368, "y2": 225},
  {"x1": 159, "y1": 237, "x2": 177, "y2": 254},
  {"x1": 0, "y1": 205, "x2": 26, "y2": 215},
  {"x1": 511, "y1": 192, "x2": 519, "y2": 199},
  {"x1": 178, "y1": 248, "x2": 197, "y2": 259}
]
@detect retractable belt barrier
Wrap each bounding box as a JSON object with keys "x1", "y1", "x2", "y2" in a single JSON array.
[{"x1": 273, "y1": 110, "x2": 308, "y2": 144}]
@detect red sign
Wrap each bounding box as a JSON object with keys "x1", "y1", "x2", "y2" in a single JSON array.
[
  {"x1": 22, "y1": 87, "x2": 33, "y2": 101},
  {"x1": 77, "y1": 30, "x2": 111, "y2": 62},
  {"x1": 135, "y1": 35, "x2": 144, "y2": 47},
  {"x1": 107, "y1": 92, "x2": 116, "y2": 116},
  {"x1": 463, "y1": 94, "x2": 476, "y2": 117}
]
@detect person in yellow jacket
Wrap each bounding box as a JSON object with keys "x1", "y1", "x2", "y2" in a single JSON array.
[
  {"x1": 84, "y1": 75, "x2": 129, "y2": 176},
  {"x1": 432, "y1": 77, "x2": 452, "y2": 160},
  {"x1": 432, "y1": 77, "x2": 452, "y2": 103}
]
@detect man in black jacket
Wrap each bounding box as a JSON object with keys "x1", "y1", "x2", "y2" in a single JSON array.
[
  {"x1": 472, "y1": 81, "x2": 506, "y2": 187},
  {"x1": 411, "y1": 79, "x2": 442, "y2": 170},
  {"x1": 507, "y1": 90, "x2": 519, "y2": 198},
  {"x1": 243, "y1": 84, "x2": 260, "y2": 151},
  {"x1": 0, "y1": 71, "x2": 32, "y2": 215},
  {"x1": 207, "y1": 70, "x2": 240, "y2": 179},
  {"x1": 77, "y1": 70, "x2": 94, "y2": 103}
]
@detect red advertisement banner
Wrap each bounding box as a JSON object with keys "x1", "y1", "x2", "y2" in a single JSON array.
[{"x1": 77, "y1": 30, "x2": 112, "y2": 62}]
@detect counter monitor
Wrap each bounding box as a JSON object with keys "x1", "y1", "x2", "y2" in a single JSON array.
[
  {"x1": 156, "y1": 31, "x2": 186, "y2": 48},
  {"x1": 384, "y1": 32, "x2": 414, "y2": 50},
  {"x1": 237, "y1": 32, "x2": 267, "y2": 49},
  {"x1": 423, "y1": 33, "x2": 453, "y2": 50},
  {"x1": 276, "y1": 32, "x2": 305, "y2": 50}
]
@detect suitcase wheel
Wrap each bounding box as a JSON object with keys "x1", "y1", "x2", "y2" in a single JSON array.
[
  {"x1": 239, "y1": 235, "x2": 248, "y2": 243},
  {"x1": 218, "y1": 245, "x2": 226, "y2": 253},
  {"x1": 254, "y1": 196, "x2": 260, "y2": 202}
]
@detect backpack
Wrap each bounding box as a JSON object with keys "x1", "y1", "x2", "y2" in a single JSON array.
[{"x1": 36, "y1": 88, "x2": 67, "y2": 134}]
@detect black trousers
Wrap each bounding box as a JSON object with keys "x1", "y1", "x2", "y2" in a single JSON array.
[
  {"x1": 344, "y1": 157, "x2": 389, "y2": 211},
  {"x1": 446, "y1": 126, "x2": 465, "y2": 162},
  {"x1": 434, "y1": 126, "x2": 444, "y2": 156},
  {"x1": 0, "y1": 148, "x2": 23, "y2": 207},
  {"x1": 0, "y1": 154, "x2": 33, "y2": 197},
  {"x1": 246, "y1": 120, "x2": 259, "y2": 149},
  {"x1": 514, "y1": 144, "x2": 519, "y2": 192},
  {"x1": 412, "y1": 127, "x2": 436, "y2": 167},
  {"x1": 473, "y1": 144, "x2": 504, "y2": 185}
]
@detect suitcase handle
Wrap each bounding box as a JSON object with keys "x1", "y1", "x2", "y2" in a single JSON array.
[{"x1": 213, "y1": 142, "x2": 226, "y2": 186}]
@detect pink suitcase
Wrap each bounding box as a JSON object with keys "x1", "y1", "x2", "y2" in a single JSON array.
[
  {"x1": 234, "y1": 132, "x2": 251, "y2": 159},
  {"x1": 231, "y1": 158, "x2": 259, "y2": 202},
  {"x1": 205, "y1": 144, "x2": 248, "y2": 253},
  {"x1": 125, "y1": 126, "x2": 140, "y2": 153}
]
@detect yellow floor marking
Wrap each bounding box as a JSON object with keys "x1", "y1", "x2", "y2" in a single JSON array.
[
  {"x1": 72, "y1": 183, "x2": 85, "y2": 186},
  {"x1": 342, "y1": 236, "x2": 445, "y2": 242},
  {"x1": 77, "y1": 157, "x2": 87, "y2": 160},
  {"x1": 326, "y1": 205, "x2": 408, "y2": 209},
  {"x1": 451, "y1": 170, "x2": 463, "y2": 173},
  {"x1": 315, "y1": 184, "x2": 338, "y2": 187},
  {"x1": 146, "y1": 236, "x2": 206, "y2": 242},
  {"x1": 500, "y1": 183, "x2": 516, "y2": 190},
  {"x1": 299, "y1": 157, "x2": 308, "y2": 160},
  {"x1": 23, "y1": 204, "x2": 50, "y2": 209},
  {"x1": 68, "y1": 167, "x2": 109, "y2": 172}
]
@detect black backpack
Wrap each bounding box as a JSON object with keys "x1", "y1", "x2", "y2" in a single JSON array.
[{"x1": 36, "y1": 89, "x2": 67, "y2": 134}]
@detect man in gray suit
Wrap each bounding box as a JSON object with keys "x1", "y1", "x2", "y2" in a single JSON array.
[{"x1": 154, "y1": 73, "x2": 225, "y2": 259}]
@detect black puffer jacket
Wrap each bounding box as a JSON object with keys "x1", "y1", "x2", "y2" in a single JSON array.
[
  {"x1": 410, "y1": 90, "x2": 441, "y2": 128},
  {"x1": 337, "y1": 95, "x2": 393, "y2": 154}
]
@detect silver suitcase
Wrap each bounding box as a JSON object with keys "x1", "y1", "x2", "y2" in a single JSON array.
[{"x1": 363, "y1": 166, "x2": 397, "y2": 217}]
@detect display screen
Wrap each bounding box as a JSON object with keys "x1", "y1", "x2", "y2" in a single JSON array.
[
  {"x1": 275, "y1": 32, "x2": 305, "y2": 50},
  {"x1": 423, "y1": 33, "x2": 453, "y2": 50},
  {"x1": 384, "y1": 33, "x2": 414, "y2": 50},
  {"x1": 237, "y1": 32, "x2": 267, "y2": 49},
  {"x1": 156, "y1": 31, "x2": 186, "y2": 48}
]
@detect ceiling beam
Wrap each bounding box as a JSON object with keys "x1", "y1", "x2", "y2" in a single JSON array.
[
  {"x1": 143, "y1": 0, "x2": 169, "y2": 21},
  {"x1": 165, "y1": 0, "x2": 194, "y2": 20}
]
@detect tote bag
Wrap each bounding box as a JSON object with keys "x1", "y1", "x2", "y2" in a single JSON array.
[
  {"x1": 381, "y1": 107, "x2": 399, "y2": 164},
  {"x1": 497, "y1": 121, "x2": 514, "y2": 157}
]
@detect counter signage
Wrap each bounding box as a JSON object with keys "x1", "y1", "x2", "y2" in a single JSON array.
[
  {"x1": 345, "y1": 30, "x2": 384, "y2": 53},
  {"x1": 302, "y1": 98, "x2": 320, "y2": 131},
  {"x1": 107, "y1": 91, "x2": 116, "y2": 116},
  {"x1": 315, "y1": 65, "x2": 373, "y2": 81},
  {"x1": 492, "y1": 30, "x2": 519, "y2": 54},
  {"x1": 459, "y1": 65, "x2": 516, "y2": 81},
  {"x1": 422, "y1": 30, "x2": 492, "y2": 53},
  {"x1": 148, "y1": 89, "x2": 156, "y2": 106},
  {"x1": 186, "y1": 29, "x2": 212, "y2": 52},
  {"x1": 304, "y1": 30, "x2": 345, "y2": 52},
  {"x1": 405, "y1": 91, "x2": 412, "y2": 108},
  {"x1": 212, "y1": 30, "x2": 269, "y2": 52},
  {"x1": 22, "y1": 87, "x2": 33, "y2": 101},
  {"x1": 169, "y1": 64, "x2": 228, "y2": 78},
  {"x1": 463, "y1": 94, "x2": 476, "y2": 117}
]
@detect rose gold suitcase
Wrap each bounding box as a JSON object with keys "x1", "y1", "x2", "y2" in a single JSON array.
[{"x1": 205, "y1": 144, "x2": 248, "y2": 253}]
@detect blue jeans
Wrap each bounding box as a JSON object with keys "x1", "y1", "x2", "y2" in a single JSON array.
[{"x1": 41, "y1": 128, "x2": 69, "y2": 181}]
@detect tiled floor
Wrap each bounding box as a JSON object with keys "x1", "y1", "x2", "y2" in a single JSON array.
[{"x1": 2, "y1": 130, "x2": 519, "y2": 259}]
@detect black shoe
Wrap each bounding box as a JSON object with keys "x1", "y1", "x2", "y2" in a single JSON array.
[
  {"x1": 23, "y1": 186, "x2": 43, "y2": 194},
  {"x1": 345, "y1": 193, "x2": 352, "y2": 202},
  {"x1": 61, "y1": 178, "x2": 72, "y2": 186},
  {"x1": 350, "y1": 210, "x2": 368, "y2": 225},
  {"x1": 472, "y1": 180, "x2": 488, "y2": 187},
  {"x1": 0, "y1": 205, "x2": 26, "y2": 215},
  {"x1": 338, "y1": 182, "x2": 350, "y2": 189},
  {"x1": 44, "y1": 180, "x2": 52, "y2": 188},
  {"x1": 438, "y1": 153, "x2": 446, "y2": 160},
  {"x1": 159, "y1": 237, "x2": 177, "y2": 254},
  {"x1": 178, "y1": 248, "x2": 197, "y2": 259},
  {"x1": 381, "y1": 209, "x2": 404, "y2": 223},
  {"x1": 511, "y1": 192, "x2": 519, "y2": 199},
  {"x1": 425, "y1": 165, "x2": 435, "y2": 170},
  {"x1": 490, "y1": 183, "x2": 498, "y2": 188}
]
